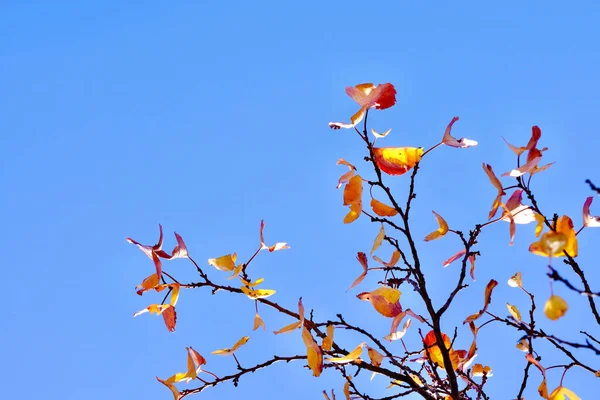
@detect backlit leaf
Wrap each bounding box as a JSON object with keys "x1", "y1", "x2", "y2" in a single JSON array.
[
  {"x1": 302, "y1": 326, "x2": 323, "y2": 377},
  {"x1": 329, "y1": 83, "x2": 396, "y2": 129},
  {"x1": 507, "y1": 303, "x2": 521, "y2": 321},
  {"x1": 583, "y1": 197, "x2": 600, "y2": 227},
  {"x1": 443, "y1": 249, "x2": 466, "y2": 267},
  {"x1": 253, "y1": 313, "x2": 266, "y2": 331},
  {"x1": 322, "y1": 324, "x2": 334, "y2": 351},
  {"x1": 549, "y1": 386, "x2": 581, "y2": 400},
  {"x1": 241, "y1": 286, "x2": 276, "y2": 300},
  {"x1": 371, "y1": 127, "x2": 392, "y2": 138},
  {"x1": 424, "y1": 211, "x2": 448, "y2": 241},
  {"x1": 508, "y1": 272, "x2": 523, "y2": 288},
  {"x1": 371, "y1": 198, "x2": 398, "y2": 216},
  {"x1": 211, "y1": 336, "x2": 250, "y2": 356},
  {"x1": 260, "y1": 220, "x2": 290, "y2": 252},
  {"x1": 371, "y1": 224, "x2": 385, "y2": 256},
  {"x1": 326, "y1": 342, "x2": 365, "y2": 364},
  {"x1": 472, "y1": 364, "x2": 493, "y2": 377},
  {"x1": 357, "y1": 286, "x2": 402, "y2": 318},
  {"x1": 348, "y1": 252, "x2": 368, "y2": 291},
  {"x1": 373, "y1": 147, "x2": 423, "y2": 176},
  {"x1": 441, "y1": 116, "x2": 478, "y2": 148},
  {"x1": 544, "y1": 295, "x2": 568, "y2": 321},
  {"x1": 208, "y1": 253, "x2": 237, "y2": 272}
]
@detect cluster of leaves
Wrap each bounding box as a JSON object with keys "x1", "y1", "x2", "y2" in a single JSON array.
[{"x1": 127, "y1": 82, "x2": 599, "y2": 399}]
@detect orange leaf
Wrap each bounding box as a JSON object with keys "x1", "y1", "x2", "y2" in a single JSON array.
[
  {"x1": 464, "y1": 280, "x2": 498, "y2": 323},
  {"x1": 136, "y1": 273, "x2": 160, "y2": 295},
  {"x1": 373, "y1": 147, "x2": 423, "y2": 176},
  {"x1": 472, "y1": 364, "x2": 493, "y2": 377},
  {"x1": 370, "y1": 198, "x2": 398, "y2": 216},
  {"x1": 357, "y1": 286, "x2": 402, "y2": 318},
  {"x1": 344, "y1": 201, "x2": 362, "y2": 224},
  {"x1": 156, "y1": 377, "x2": 181, "y2": 400},
  {"x1": 423, "y1": 331, "x2": 461, "y2": 370},
  {"x1": 348, "y1": 252, "x2": 368, "y2": 291},
  {"x1": 329, "y1": 83, "x2": 396, "y2": 129},
  {"x1": 322, "y1": 324, "x2": 334, "y2": 351},
  {"x1": 441, "y1": 116, "x2": 478, "y2": 148},
  {"x1": 502, "y1": 190, "x2": 536, "y2": 224},
  {"x1": 549, "y1": 386, "x2": 581, "y2": 400},
  {"x1": 508, "y1": 272, "x2": 523, "y2": 288},
  {"x1": 162, "y1": 306, "x2": 177, "y2": 332},
  {"x1": 385, "y1": 317, "x2": 411, "y2": 341},
  {"x1": 482, "y1": 164, "x2": 505, "y2": 220},
  {"x1": 424, "y1": 211, "x2": 448, "y2": 241},
  {"x1": 502, "y1": 156, "x2": 542, "y2": 177},
  {"x1": 302, "y1": 326, "x2": 323, "y2": 377}
]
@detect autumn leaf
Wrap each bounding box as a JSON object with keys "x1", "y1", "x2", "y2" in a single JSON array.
[
  {"x1": 133, "y1": 283, "x2": 181, "y2": 332},
  {"x1": 472, "y1": 364, "x2": 493, "y2": 377},
  {"x1": 502, "y1": 190, "x2": 536, "y2": 224},
  {"x1": 482, "y1": 163, "x2": 505, "y2": 220},
  {"x1": 424, "y1": 211, "x2": 448, "y2": 241},
  {"x1": 442, "y1": 249, "x2": 466, "y2": 267},
  {"x1": 370, "y1": 198, "x2": 398, "y2": 217},
  {"x1": 423, "y1": 330, "x2": 462, "y2": 370},
  {"x1": 464, "y1": 280, "x2": 498, "y2": 323},
  {"x1": 373, "y1": 250, "x2": 400, "y2": 267},
  {"x1": 253, "y1": 313, "x2": 266, "y2": 331},
  {"x1": 302, "y1": 326, "x2": 323, "y2": 377},
  {"x1": 348, "y1": 252, "x2": 369, "y2": 291},
  {"x1": 357, "y1": 286, "x2": 402, "y2": 318},
  {"x1": 373, "y1": 147, "x2": 423, "y2": 176},
  {"x1": 508, "y1": 272, "x2": 523, "y2": 288},
  {"x1": 166, "y1": 232, "x2": 189, "y2": 259},
  {"x1": 385, "y1": 318, "x2": 412, "y2": 341},
  {"x1": 208, "y1": 253, "x2": 237, "y2": 272},
  {"x1": 544, "y1": 295, "x2": 568, "y2": 320},
  {"x1": 326, "y1": 342, "x2": 365, "y2": 364},
  {"x1": 241, "y1": 286, "x2": 276, "y2": 300},
  {"x1": 371, "y1": 127, "x2": 392, "y2": 138},
  {"x1": 343, "y1": 175, "x2": 363, "y2": 224},
  {"x1": 371, "y1": 224, "x2": 385, "y2": 256},
  {"x1": 506, "y1": 303, "x2": 521, "y2": 321},
  {"x1": 322, "y1": 324, "x2": 334, "y2": 351},
  {"x1": 502, "y1": 156, "x2": 542, "y2": 177},
  {"x1": 260, "y1": 220, "x2": 290, "y2": 252},
  {"x1": 136, "y1": 273, "x2": 160, "y2": 295},
  {"x1": 274, "y1": 297, "x2": 305, "y2": 334},
  {"x1": 499, "y1": 202, "x2": 516, "y2": 246},
  {"x1": 127, "y1": 224, "x2": 165, "y2": 279},
  {"x1": 549, "y1": 386, "x2": 581, "y2": 400},
  {"x1": 441, "y1": 116, "x2": 478, "y2": 148},
  {"x1": 343, "y1": 377, "x2": 351, "y2": 400},
  {"x1": 156, "y1": 376, "x2": 181, "y2": 400},
  {"x1": 336, "y1": 159, "x2": 356, "y2": 189},
  {"x1": 529, "y1": 216, "x2": 578, "y2": 258},
  {"x1": 503, "y1": 126, "x2": 542, "y2": 156},
  {"x1": 156, "y1": 347, "x2": 209, "y2": 399},
  {"x1": 367, "y1": 345, "x2": 384, "y2": 367},
  {"x1": 583, "y1": 196, "x2": 600, "y2": 227},
  {"x1": 329, "y1": 83, "x2": 397, "y2": 130},
  {"x1": 211, "y1": 336, "x2": 250, "y2": 356}
]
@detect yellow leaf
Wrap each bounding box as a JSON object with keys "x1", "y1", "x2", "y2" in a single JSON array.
[
  {"x1": 322, "y1": 324, "x2": 334, "y2": 351},
  {"x1": 211, "y1": 336, "x2": 250, "y2": 356},
  {"x1": 507, "y1": 303, "x2": 521, "y2": 321},
  {"x1": 373, "y1": 147, "x2": 423, "y2": 176},
  {"x1": 535, "y1": 213, "x2": 545, "y2": 237},
  {"x1": 357, "y1": 286, "x2": 402, "y2": 317},
  {"x1": 241, "y1": 286, "x2": 276, "y2": 299},
  {"x1": 156, "y1": 377, "x2": 181, "y2": 400},
  {"x1": 529, "y1": 216, "x2": 578, "y2": 258},
  {"x1": 343, "y1": 175, "x2": 363, "y2": 205},
  {"x1": 208, "y1": 253, "x2": 237, "y2": 272},
  {"x1": 424, "y1": 210, "x2": 448, "y2": 241},
  {"x1": 373, "y1": 250, "x2": 400, "y2": 267},
  {"x1": 302, "y1": 326, "x2": 323, "y2": 377},
  {"x1": 253, "y1": 313, "x2": 265, "y2": 331},
  {"x1": 544, "y1": 295, "x2": 568, "y2": 320},
  {"x1": 226, "y1": 264, "x2": 244, "y2": 280},
  {"x1": 508, "y1": 272, "x2": 523, "y2": 288},
  {"x1": 549, "y1": 386, "x2": 581, "y2": 400},
  {"x1": 326, "y1": 342, "x2": 365, "y2": 364},
  {"x1": 370, "y1": 198, "x2": 398, "y2": 217},
  {"x1": 239, "y1": 277, "x2": 265, "y2": 287},
  {"x1": 482, "y1": 163, "x2": 506, "y2": 220},
  {"x1": 273, "y1": 321, "x2": 302, "y2": 334},
  {"x1": 367, "y1": 345, "x2": 384, "y2": 367},
  {"x1": 371, "y1": 224, "x2": 385, "y2": 256}
]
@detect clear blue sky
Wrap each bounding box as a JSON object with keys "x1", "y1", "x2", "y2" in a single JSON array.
[{"x1": 2, "y1": 1, "x2": 599, "y2": 399}]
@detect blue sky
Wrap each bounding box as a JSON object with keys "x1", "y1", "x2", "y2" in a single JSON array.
[{"x1": 2, "y1": 1, "x2": 600, "y2": 399}]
